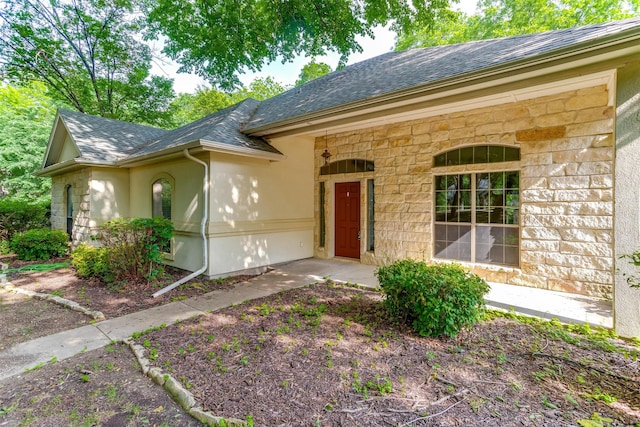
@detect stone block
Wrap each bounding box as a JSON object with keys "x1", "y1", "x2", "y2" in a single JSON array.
[
  {"x1": 515, "y1": 126, "x2": 566, "y2": 141},
  {"x1": 476, "y1": 122, "x2": 503, "y2": 136},
  {"x1": 519, "y1": 177, "x2": 548, "y2": 189},
  {"x1": 431, "y1": 120, "x2": 450, "y2": 131},
  {"x1": 387, "y1": 125, "x2": 412, "y2": 137},
  {"x1": 520, "y1": 189, "x2": 554, "y2": 202},
  {"x1": 522, "y1": 165, "x2": 567, "y2": 178},
  {"x1": 573, "y1": 161, "x2": 612, "y2": 175},
  {"x1": 521, "y1": 226, "x2": 561, "y2": 240},
  {"x1": 547, "y1": 176, "x2": 590, "y2": 190},
  {"x1": 589, "y1": 174, "x2": 612, "y2": 189},
  {"x1": 560, "y1": 241, "x2": 612, "y2": 257},
  {"x1": 504, "y1": 118, "x2": 536, "y2": 132},
  {"x1": 466, "y1": 112, "x2": 493, "y2": 126},
  {"x1": 565, "y1": 202, "x2": 613, "y2": 216},
  {"x1": 450, "y1": 127, "x2": 475, "y2": 139},
  {"x1": 493, "y1": 106, "x2": 530, "y2": 121},
  {"x1": 535, "y1": 112, "x2": 576, "y2": 128},
  {"x1": 565, "y1": 120, "x2": 613, "y2": 137},
  {"x1": 570, "y1": 267, "x2": 612, "y2": 284},
  {"x1": 552, "y1": 147, "x2": 612, "y2": 163},
  {"x1": 575, "y1": 106, "x2": 614, "y2": 123},
  {"x1": 565, "y1": 92, "x2": 609, "y2": 110}
]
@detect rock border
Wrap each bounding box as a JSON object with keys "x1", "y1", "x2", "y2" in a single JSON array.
[
  {"x1": 126, "y1": 338, "x2": 247, "y2": 427},
  {"x1": 0, "y1": 281, "x2": 105, "y2": 322}
]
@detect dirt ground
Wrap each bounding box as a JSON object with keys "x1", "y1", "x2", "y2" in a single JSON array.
[{"x1": 1, "y1": 258, "x2": 639, "y2": 426}]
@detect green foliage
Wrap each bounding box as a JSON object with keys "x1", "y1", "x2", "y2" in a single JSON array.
[
  {"x1": 10, "y1": 228, "x2": 68, "y2": 261},
  {"x1": 0, "y1": 198, "x2": 51, "y2": 242},
  {"x1": 70, "y1": 244, "x2": 111, "y2": 282},
  {"x1": 295, "y1": 59, "x2": 333, "y2": 86},
  {"x1": 144, "y1": 0, "x2": 451, "y2": 88},
  {"x1": 396, "y1": 0, "x2": 639, "y2": 50},
  {"x1": 0, "y1": 0, "x2": 175, "y2": 128},
  {"x1": 169, "y1": 77, "x2": 286, "y2": 125},
  {"x1": 620, "y1": 249, "x2": 640, "y2": 288},
  {"x1": 0, "y1": 83, "x2": 55, "y2": 202},
  {"x1": 71, "y1": 217, "x2": 173, "y2": 285},
  {"x1": 376, "y1": 260, "x2": 490, "y2": 337}
]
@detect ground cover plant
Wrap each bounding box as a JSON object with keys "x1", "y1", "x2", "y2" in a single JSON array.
[{"x1": 138, "y1": 282, "x2": 640, "y2": 426}]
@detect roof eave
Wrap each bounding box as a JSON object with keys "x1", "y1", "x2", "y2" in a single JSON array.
[
  {"x1": 200, "y1": 139, "x2": 285, "y2": 161},
  {"x1": 245, "y1": 28, "x2": 640, "y2": 136},
  {"x1": 120, "y1": 139, "x2": 286, "y2": 167},
  {"x1": 36, "y1": 158, "x2": 118, "y2": 177}
]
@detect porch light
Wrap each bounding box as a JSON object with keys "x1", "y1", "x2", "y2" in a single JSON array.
[{"x1": 321, "y1": 148, "x2": 332, "y2": 166}]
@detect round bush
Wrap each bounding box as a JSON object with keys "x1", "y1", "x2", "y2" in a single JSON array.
[
  {"x1": 376, "y1": 260, "x2": 490, "y2": 337},
  {"x1": 10, "y1": 228, "x2": 69, "y2": 261}
]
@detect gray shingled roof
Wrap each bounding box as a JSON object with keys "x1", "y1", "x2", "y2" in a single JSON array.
[
  {"x1": 130, "y1": 99, "x2": 281, "y2": 159},
  {"x1": 245, "y1": 17, "x2": 640, "y2": 130},
  {"x1": 59, "y1": 109, "x2": 168, "y2": 162}
]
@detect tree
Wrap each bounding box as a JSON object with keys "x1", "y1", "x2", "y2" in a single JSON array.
[
  {"x1": 295, "y1": 59, "x2": 333, "y2": 86},
  {"x1": 230, "y1": 77, "x2": 287, "y2": 103},
  {"x1": 144, "y1": 0, "x2": 453, "y2": 88},
  {"x1": 170, "y1": 77, "x2": 286, "y2": 125},
  {"x1": 395, "y1": 0, "x2": 640, "y2": 50},
  {"x1": 0, "y1": 83, "x2": 56, "y2": 202},
  {"x1": 0, "y1": 0, "x2": 175, "y2": 128}
]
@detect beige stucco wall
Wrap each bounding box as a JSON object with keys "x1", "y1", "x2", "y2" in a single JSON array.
[
  {"x1": 208, "y1": 136, "x2": 314, "y2": 275},
  {"x1": 315, "y1": 82, "x2": 614, "y2": 298},
  {"x1": 614, "y1": 61, "x2": 640, "y2": 338},
  {"x1": 129, "y1": 155, "x2": 207, "y2": 273},
  {"x1": 89, "y1": 168, "x2": 130, "y2": 225}
]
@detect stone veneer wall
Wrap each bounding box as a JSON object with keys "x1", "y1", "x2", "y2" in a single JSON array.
[
  {"x1": 315, "y1": 84, "x2": 614, "y2": 297},
  {"x1": 51, "y1": 168, "x2": 92, "y2": 246}
]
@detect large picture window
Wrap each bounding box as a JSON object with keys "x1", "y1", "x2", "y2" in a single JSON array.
[{"x1": 434, "y1": 147, "x2": 520, "y2": 267}]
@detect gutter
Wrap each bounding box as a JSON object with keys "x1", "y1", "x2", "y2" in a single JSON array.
[{"x1": 152, "y1": 149, "x2": 209, "y2": 298}]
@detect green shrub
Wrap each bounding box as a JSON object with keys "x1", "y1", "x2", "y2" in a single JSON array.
[
  {"x1": 0, "y1": 199, "x2": 50, "y2": 242},
  {"x1": 70, "y1": 243, "x2": 110, "y2": 281},
  {"x1": 376, "y1": 260, "x2": 490, "y2": 338},
  {"x1": 85, "y1": 217, "x2": 174, "y2": 284},
  {"x1": 10, "y1": 228, "x2": 69, "y2": 261}
]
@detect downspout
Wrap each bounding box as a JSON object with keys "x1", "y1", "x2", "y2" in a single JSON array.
[{"x1": 153, "y1": 149, "x2": 209, "y2": 298}]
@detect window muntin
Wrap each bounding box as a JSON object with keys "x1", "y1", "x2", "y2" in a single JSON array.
[
  {"x1": 433, "y1": 145, "x2": 520, "y2": 167},
  {"x1": 152, "y1": 178, "x2": 172, "y2": 220},
  {"x1": 434, "y1": 147, "x2": 520, "y2": 268}
]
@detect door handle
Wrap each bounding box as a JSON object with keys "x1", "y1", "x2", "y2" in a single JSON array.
[{"x1": 357, "y1": 230, "x2": 361, "y2": 240}]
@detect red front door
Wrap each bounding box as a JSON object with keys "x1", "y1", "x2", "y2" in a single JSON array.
[{"x1": 335, "y1": 182, "x2": 360, "y2": 259}]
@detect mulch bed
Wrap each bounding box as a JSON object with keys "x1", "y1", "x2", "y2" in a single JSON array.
[
  {"x1": 138, "y1": 282, "x2": 640, "y2": 426},
  {"x1": 4, "y1": 256, "x2": 255, "y2": 319}
]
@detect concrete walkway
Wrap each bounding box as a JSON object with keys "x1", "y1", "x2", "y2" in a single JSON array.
[{"x1": 0, "y1": 258, "x2": 612, "y2": 381}]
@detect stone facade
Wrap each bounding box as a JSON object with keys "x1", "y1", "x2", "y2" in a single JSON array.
[
  {"x1": 51, "y1": 168, "x2": 92, "y2": 246},
  {"x1": 315, "y1": 84, "x2": 614, "y2": 298}
]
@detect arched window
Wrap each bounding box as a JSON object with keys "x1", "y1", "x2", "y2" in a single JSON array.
[
  {"x1": 434, "y1": 146, "x2": 520, "y2": 267},
  {"x1": 152, "y1": 178, "x2": 172, "y2": 220}
]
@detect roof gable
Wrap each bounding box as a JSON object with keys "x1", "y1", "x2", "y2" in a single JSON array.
[
  {"x1": 246, "y1": 17, "x2": 640, "y2": 131},
  {"x1": 57, "y1": 109, "x2": 168, "y2": 163}
]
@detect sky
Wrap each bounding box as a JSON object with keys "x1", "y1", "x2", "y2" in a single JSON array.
[{"x1": 156, "y1": 0, "x2": 479, "y2": 94}]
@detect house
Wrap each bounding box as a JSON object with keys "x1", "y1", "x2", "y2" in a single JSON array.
[{"x1": 38, "y1": 18, "x2": 640, "y2": 337}]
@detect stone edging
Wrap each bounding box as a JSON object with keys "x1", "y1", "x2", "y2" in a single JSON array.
[
  {"x1": 126, "y1": 339, "x2": 247, "y2": 427},
  {"x1": 0, "y1": 281, "x2": 106, "y2": 322}
]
